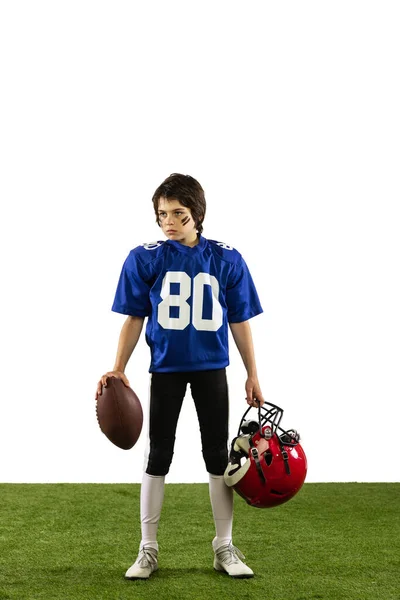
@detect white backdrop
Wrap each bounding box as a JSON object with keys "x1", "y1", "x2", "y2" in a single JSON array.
[{"x1": 1, "y1": 1, "x2": 399, "y2": 483}]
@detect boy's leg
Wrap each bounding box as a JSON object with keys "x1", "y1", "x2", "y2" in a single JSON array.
[
  {"x1": 208, "y1": 473, "x2": 233, "y2": 550},
  {"x1": 126, "y1": 474, "x2": 161, "y2": 582},
  {"x1": 143, "y1": 371, "x2": 187, "y2": 541},
  {"x1": 126, "y1": 372, "x2": 187, "y2": 580},
  {"x1": 146, "y1": 372, "x2": 187, "y2": 476},
  {"x1": 190, "y1": 369, "x2": 254, "y2": 578},
  {"x1": 140, "y1": 472, "x2": 165, "y2": 551},
  {"x1": 190, "y1": 369, "x2": 233, "y2": 546}
]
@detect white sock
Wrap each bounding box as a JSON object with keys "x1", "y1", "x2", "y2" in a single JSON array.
[
  {"x1": 209, "y1": 473, "x2": 233, "y2": 551},
  {"x1": 139, "y1": 472, "x2": 165, "y2": 552}
]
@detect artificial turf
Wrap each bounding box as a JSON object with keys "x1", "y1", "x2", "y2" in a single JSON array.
[{"x1": 0, "y1": 483, "x2": 398, "y2": 600}]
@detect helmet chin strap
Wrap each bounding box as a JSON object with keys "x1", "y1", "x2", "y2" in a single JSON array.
[
  {"x1": 276, "y1": 437, "x2": 291, "y2": 475},
  {"x1": 250, "y1": 447, "x2": 266, "y2": 484}
]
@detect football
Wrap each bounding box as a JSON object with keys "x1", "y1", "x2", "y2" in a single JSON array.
[{"x1": 96, "y1": 377, "x2": 143, "y2": 450}]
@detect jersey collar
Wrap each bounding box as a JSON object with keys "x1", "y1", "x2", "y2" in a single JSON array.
[{"x1": 165, "y1": 234, "x2": 207, "y2": 254}]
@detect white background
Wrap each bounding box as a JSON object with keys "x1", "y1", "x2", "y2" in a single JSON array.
[{"x1": 1, "y1": 1, "x2": 399, "y2": 483}]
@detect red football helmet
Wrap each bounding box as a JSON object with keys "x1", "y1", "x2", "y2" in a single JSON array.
[{"x1": 224, "y1": 401, "x2": 307, "y2": 508}]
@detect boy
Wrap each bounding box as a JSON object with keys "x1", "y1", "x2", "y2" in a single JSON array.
[{"x1": 95, "y1": 173, "x2": 265, "y2": 579}]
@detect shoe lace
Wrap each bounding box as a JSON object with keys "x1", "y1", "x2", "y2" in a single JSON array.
[
  {"x1": 215, "y1": 543, "x2": 245, "y2": 566},
  {"x1": 137, "y1": 547, "x2": 157, "y2": 568}
]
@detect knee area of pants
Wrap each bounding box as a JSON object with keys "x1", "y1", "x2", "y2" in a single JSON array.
[
  {"x1": 203, "y1": 448, "x2": 228, "y2": 476},
  {"x1": 146, "y1": 465, "x2": 169, "y2": 476},
  {"x1": 147, "y1": 448, "x2": 173, "y2": 476}
]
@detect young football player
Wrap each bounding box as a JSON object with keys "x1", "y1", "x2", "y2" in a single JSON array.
[{"x1": 95, "y1": 173, "x2": 265, "y2": 579}]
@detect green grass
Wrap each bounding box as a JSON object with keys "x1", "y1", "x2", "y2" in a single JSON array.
[{"x1": 0, "y1": 483, "x2": 399, "y2": 600}]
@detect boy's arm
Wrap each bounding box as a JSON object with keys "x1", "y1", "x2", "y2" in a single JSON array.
[
  {"x1": 113, "y1": 315, "x2": 145, "y2": 372},
  {"x1": 229, "y1": 320, "x2": 265, "y2": 406}
]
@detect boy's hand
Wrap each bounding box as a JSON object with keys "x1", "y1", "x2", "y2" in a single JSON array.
[
  {"x1": 95, "y1": 371, "x2": 130, "y2": 400},
  {"x1": 245, "y1": 375, "x2": 265, "y2": 407}
]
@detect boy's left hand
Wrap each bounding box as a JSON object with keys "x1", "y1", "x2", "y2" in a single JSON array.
[{"x1": 245, "y1": 375, "x2": 265, "y2": 407}]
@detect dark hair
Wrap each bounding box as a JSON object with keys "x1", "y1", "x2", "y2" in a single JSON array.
[{"x1": 152, "y1": 173, "x2": 206, "y2": 235}]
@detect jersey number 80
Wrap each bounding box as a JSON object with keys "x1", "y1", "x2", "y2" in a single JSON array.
[{"x1": 158, "y1": 271, "x2": 223, "y2": 332}]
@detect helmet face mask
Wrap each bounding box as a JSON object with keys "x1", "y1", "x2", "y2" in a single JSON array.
[{"x1": 224, "y1": 401, "x2": 307, "y2": 508}]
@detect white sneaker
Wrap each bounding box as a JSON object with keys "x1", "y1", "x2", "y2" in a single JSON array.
[
  {"x1": 125, "y1": 546, "x2": 158, "y2": 580},
  {"x1": 214, "y1": 543, "x2": 254, "y2": 578}
]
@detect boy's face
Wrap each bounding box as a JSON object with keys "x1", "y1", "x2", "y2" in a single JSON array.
[{"x1": 157, "y1": 197, "x2": 198, "y2": 244}]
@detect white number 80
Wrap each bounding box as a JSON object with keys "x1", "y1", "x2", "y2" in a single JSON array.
[{"x1": 157, "y1": 271, "x2": 223, "y2": 331}]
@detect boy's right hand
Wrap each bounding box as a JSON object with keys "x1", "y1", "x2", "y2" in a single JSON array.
[{"x1": 95, "y1": 371, "x2": 130, "y2": 401}]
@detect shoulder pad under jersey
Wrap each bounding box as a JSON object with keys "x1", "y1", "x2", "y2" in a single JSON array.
[
  {"x1": 208, "y1": 239, "x2": 241, "y2": 264},
  {"x1": 130, "y1": 240, "x2": 166, "y2": 265}
]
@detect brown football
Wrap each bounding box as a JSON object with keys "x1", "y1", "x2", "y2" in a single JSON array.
[{"x1": 96, "y1": 377, "x2": 143, "y2": 450}]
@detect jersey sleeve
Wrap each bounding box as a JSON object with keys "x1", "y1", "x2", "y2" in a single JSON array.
[
  {"x1": 226, "y1": 256, "x2": 263, "y2": 323},
  {"x1": 111, "y1": 250, "x2": 152, "y2": 317}
]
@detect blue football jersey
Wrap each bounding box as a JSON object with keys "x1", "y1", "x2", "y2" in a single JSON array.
[{"x1": 111, "y1": 235, "x2": 263, "y2": 373}]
